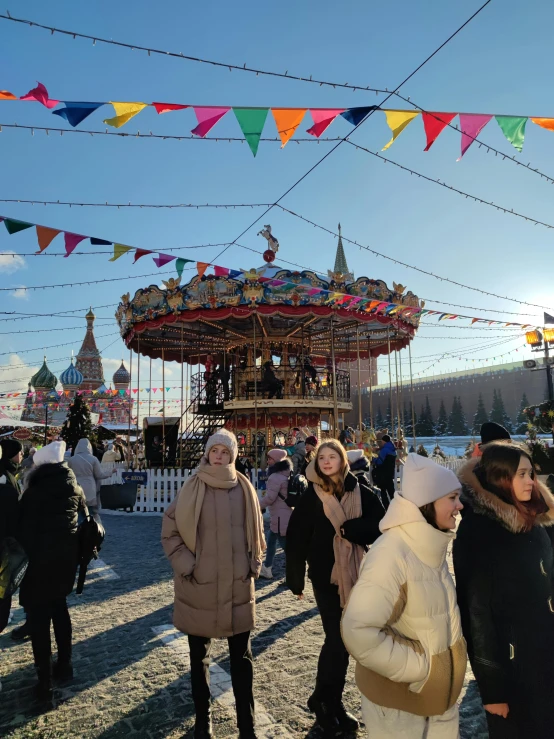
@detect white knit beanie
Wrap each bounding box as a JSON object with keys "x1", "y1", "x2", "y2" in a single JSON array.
[
  {"x1": 34, "y1": 440, "x2": 67, "y2": 466},
  {"x1": 205, "y1": 428, "x2": 238, "y2": 462},
  {"x1": 346, "y1": 449, "x2": 365, "y2": 464},
  {"x1": 400, "y1": 453, "x2": 461, "y2": 507}
]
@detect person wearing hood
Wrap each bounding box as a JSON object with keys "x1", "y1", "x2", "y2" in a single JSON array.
[
  {"x1": 68, "y1": 438, "x2": 116, "y2": 515},
  {"x1": 162, "y1": 429, "x2": 265, "y2": 739},
  {"x1": 471, "y1": 421, "x2": 511, "y2": 459},
  {"x1": 286, "y1": 440, "x2": 384, "y2": 736},
  {"x1": 259, "y1": 449, "x2": 293, "y2": 580},
  {"x1": 300, "y1": 435, "x2": 318, "y2": 476},
  {"x1": 17, "y1": 441, "x2": 87, "y2": 701},
  {"x1": 341, "y1": 453, "x2": 466, "y2": 738},
  {"x1": 290, "y1": 429, "x2": 306, "y2": 475},
  {"x1": 372, "y1": 434, "x2": 397, "y2": 508},
  {"x1": 101, "y1": 441, "x2": 121, "y2": 464},
  {"x1": 0, "y1": 440, "x2": 23, "y2": 633},
  {"x1": 454, "y1": 442, "x2": 554, "y2": 738},
  {"x1": 346, "y1": 449, "x2": 374, "y2": 488}
]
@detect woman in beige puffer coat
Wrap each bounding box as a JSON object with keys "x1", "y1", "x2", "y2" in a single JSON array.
[
  {"x1": 341, "y1": 453, "x2": 467, "y2": 739},
  {"x1": 162, "y1": 429, "x2": 265, "y2": 739}
]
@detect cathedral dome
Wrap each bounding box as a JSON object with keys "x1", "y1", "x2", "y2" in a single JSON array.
[
  {"x1": 113, "y1": 361, "x2": 131, "y2": 389},
  {"x1": 60, "y1": 358, "x2": 83, "y2": 389},
  {"x1": 31, "y1": 358, "x2": 58, "y2": 390}
]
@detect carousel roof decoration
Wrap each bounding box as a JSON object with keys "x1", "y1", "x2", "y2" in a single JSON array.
[
  {"x1": 59, "y1": 356, "x2": 84, "y2": 389},
  {"x1": 115, "y1": 231, "x2": 422, "y2": 364},
  {"x1": 31, "y1": 357, "x2": 58, "y2": 390}
]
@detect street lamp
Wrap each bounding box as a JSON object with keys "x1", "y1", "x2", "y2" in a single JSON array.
[{"x1": 524, "y1": 326, "x2": 554, "y2": 442}]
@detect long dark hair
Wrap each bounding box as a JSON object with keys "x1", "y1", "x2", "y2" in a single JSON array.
[
  {"x1": 314, "y1": 440, "x2": 349, "y2": 498},
  {"x1": 477, "y1": 441, "x2": 548, "y2": 531}
]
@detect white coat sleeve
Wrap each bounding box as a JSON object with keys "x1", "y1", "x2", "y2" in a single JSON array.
[{"x1": 341, "y1": 537, "x2": 429, "y2": 688}]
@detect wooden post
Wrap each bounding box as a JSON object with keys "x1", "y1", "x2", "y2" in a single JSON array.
[
  {"x1": 162, "y1": 348, "x2": 166, "y2": 471},
  {"x1": 136, "y1": 336, "x2": 140, "y2": 466},
  {"x1": 356, "y1": 324, "x2": 362, "y2": 431},
  {"x1": 409, "y1": 341, "x2": 417, "y2": 452},
  {"x1": 330, "y1": 316, "x2": 339, "y2": 438},
  {"x1": 127, "y1": 346, "x2": 132, "y2": 470}
]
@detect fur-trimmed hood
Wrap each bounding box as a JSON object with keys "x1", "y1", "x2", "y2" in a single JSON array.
[
  {"x1": 268, "y1": 458, "x2": 292, "y2": 475},
  {"x1": 458, "y1": 457, "x2": 554, "y2": 534}
]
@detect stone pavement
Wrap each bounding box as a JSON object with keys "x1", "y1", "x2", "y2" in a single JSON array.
[{"x1": 0, "y1": 513, "x2": 488, "y2": 738}]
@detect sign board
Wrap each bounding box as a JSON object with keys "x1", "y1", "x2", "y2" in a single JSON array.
[
  {"x1": 256, "y1": 470, "x2": 268, "y2": 491},
  {"x1": 13, "y1": 428, "x2": 32, "y2": 441},
  {"x1": 121, "y1": 470, "x2": 148, "y2": 485}
]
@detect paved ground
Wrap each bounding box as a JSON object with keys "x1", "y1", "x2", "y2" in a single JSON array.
[{"x1": 0, "y1": 514, "x2": 488, "y2": 738}]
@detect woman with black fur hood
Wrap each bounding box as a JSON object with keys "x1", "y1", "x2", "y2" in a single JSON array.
[
  {"x1": 454, "y1": 442, "x2": 554, "y2": 738},
  {"x1": 259, "y1": 449, "x2": 292, "y2": 579}
]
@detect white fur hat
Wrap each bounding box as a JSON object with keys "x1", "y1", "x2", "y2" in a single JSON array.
[
  {"x1": 205, "y1": 428, "x2": 238, "y2": 462},
  {"x1": 400, "y1": 453, "x2": 461, "y2": 507},
  {"x1": 346, "y1": 449, "x2": 365, "y2": 464},
  {"x1": 34, "y1": 440, "x2": 67, "y2": 466}
]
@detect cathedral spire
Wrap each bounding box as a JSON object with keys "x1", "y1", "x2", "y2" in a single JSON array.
[
  {"x1": 333, "y1": 223, "x2": 352, "y2": 278},
  {"x1": 75, "y1": 309, "x2": 105, "y2": 390}
]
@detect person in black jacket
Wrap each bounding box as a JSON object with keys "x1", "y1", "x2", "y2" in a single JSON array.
[
  {"x1": 286, "y1": 439, "x2": 384, "y2": 736},
  {"x1": 453, "y1": 442, "x2": 554, "y2": 739},
  {"x1": 18, "y1": 440, "x2": 87, "y2": 701},
  {"x1": 0, "y1": 439, "x2": 23, "y2": 633}
]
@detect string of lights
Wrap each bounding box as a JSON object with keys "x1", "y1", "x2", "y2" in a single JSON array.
[
  {"x1": 276, "y1": 205, "x2": 554, "y2": 310},
  {"x1": 0, "y1": 197, "x2": 277, "y2": 209},
  {"x1": 0, "y1": 331, "x2": 120, "y2": 356}
]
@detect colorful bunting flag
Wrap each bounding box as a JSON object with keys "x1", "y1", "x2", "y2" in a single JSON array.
[
  {"x1": 233, "y1": 108, "x2": 269, "y2": 156},
  {"x1": 176, "y1": 257, "x2": 194, "y2": 278},
  {"x1": 4, "y1": 219, "x2": 33, "y2": 235},
  {"x1": 197, "y1": 262, "x2": 210, "y2": 277},
  {"x1": 64, "y1": 232, "x2": 87, "y2": 257},
  {"x1": 229, "y1": 269, "x2": 243, "y2": 279},
  {"x1": 53, "y1": 102, "x2": 105, "y2": 127},
  {"x1": 307, "y1": 109, "x2": 345, "y2": 137},
  {"x1": 104, "y1": 102, "x2": 148, "y2": 129},
  {"x1": 36, "y1": 225, "x2": 61, "y2": 253},
  {"x1": 20, "y1": 82, "x2": 59, "y2": 109},
  {"x1": 0, "y1": 90, "x2": 16, "y2": 100},
  {"x1": 458, "y1": 114, "x2": 493, "y2": 159},
  {"x1": 152, "y1": 102, "x2": 188, "y2": 114},
  {"x1": 191, "y1": 107, "x2": 230, "y2": 137},
  {"x1": 422, "y1": 112, "x2": 456, "y2": 151},
  {"x1": 90, "y1": 238, "x2": 112, "y2": 246},
  {"x1": 134, "y1": 248, "x2": 153, "y2": 263},
  {"x1": 382, "y1": 110, "x2": 419, "y2": 150},
  {"x1": 530, "y1": 117, "x2": 554, "y2": 132},
  {"x1": 109, "y1": 244, "x2": 132, "y2": 262},
  {"x1": 495, "y1": 116, "x2": 527, "y2": 153},
  {"x1": 153, "y1": 253, "x2": 176, "y2": 268},
  {"x1": 214, "y1": 266, "x2": 230, "y2": 277},
  {"x1": 271, "y1": 109, "x2": 307, "y2": 147},
  {"x1": 341, "y1": 106, "x2": 378, "y2": 127}
]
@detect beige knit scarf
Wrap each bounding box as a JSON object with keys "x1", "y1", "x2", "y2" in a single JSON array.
[
  {"x1": 174, "y1": 458, "x2": 265, "y2": 562},
  {"x1": 311, "y1": 468, "x2": 364, "y2": 607}
]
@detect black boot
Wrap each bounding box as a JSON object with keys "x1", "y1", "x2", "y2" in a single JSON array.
[
  {"x1": 35, "y1": 659, "x2": 53, "y2": 702},
  {"x1": 307, "y1": 691, "x2": 342, "y2": 736},
  {"x1": 52, "y1": 659, "x2": 73, "y2": 682},
  {"x1": 194, "y1": 709, "x2": 213, "y2": 739},
  {"x1": 11, "y1": 621, "x2": 31, "y2": 641},
  {"x1": 335, "y1": 702, "x2": 359, "y2": 733}
]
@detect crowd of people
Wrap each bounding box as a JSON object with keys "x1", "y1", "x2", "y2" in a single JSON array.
[{"x1": 2, "y1": 421, "x2": 554, "y2": 738}]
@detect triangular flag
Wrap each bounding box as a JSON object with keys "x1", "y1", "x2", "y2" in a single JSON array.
[
  {"x1": 531, "y1": 117, "x2": 554, "y2": 132},
  {"x1": 166, "y1": 388, "x2": 171, "y2": 392},
  {"x1": 153, "y1": 253, "x2": 176, "y2": 268},
  {"x1": 341, "y1": 106, "x2": 378, "y2": 127},
  {"x1": 53, "y1": 102, "x2": 105, "y2": 127},
  {"x1": 4, "y1": 219, "x2": 33, "y2": 235},
  {"x1": 119, "y1": 389, "x2": 125, "y2": 396},
  {"x1": 197, "y1": 262, "x2": 210, "y2": 277},
  {"x1": 544, "y1": 312, "x2": 554, "y2": 325},
  {"x1": 421, "y1": 112, "x2": 456, "y2": 151},
  {"x1": 458, "y1": 114, "x2": 493, "y2": 159},
  {"x1": 134, "y1": 248, "x2": 153, "y2": 263},
  {"x1": 109, "y1": 244, "x2": 132, "y2": 262},
  {"x1": 271, "y1": 109, "x2": 307, "y2": 147},
  {"x1": 214, "y1": 266, "x2": 230, "y2": 277},
  {"x1": 307, "y1": 109, "x2": 345, "y2": 137},
  {"x1": 229, "y1": 269, "x2": 243, "y2": 279},
  {"x1": 191, "y1": 107, "x2": 230, "y2": 137},
  {"x1": 152, "y1": 102, "x2": 188, "y2": 114},
  {"x1": 36, "y1": 225, "x2": 61, "y2": 253},
  {"x1": 0, "y1": 90, "x2": 16, "y2": 100},
  {"x1": 20, "y1": 82, "x2": 59, "y2": 109},
  {"x1": 152, "y1": 388, "x2": 158, "y2": 393},
  {"x1": 233, "y1": 108, "x2": 269, "y2": 156},
  {"x1": 176, "y1": 257, "x2": 194, "y2": 278},
  {"x1": 64, "y1": 232, "x2": 87, "y2": 257},
  {"x1": 91, "y1": 238, "x2": 113, "y2": 245},
  {"x1": 104, "y1": 102, "x2": 148, "y2": 129},
  {"x1": 495, "y1": 116, "x2": 527, "y2": 153},
  {"x1": 382, "y1": 110, "x2": 419, "y2": 150}
]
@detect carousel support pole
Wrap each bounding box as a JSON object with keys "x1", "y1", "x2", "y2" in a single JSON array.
[
  {"x1": 368, "y1": 337, "x2": 374, "y2": 428},
  {"x1": 162, "y1": 348, "x2": 166, "y2": 471},
  {"x1": 330, "y1": 315, "x2": 339, "y2": 438},
  {"x1": 253, "y1": 313, "x2": 258, "y2": 483},
  {"x1": 127, "y1": 346, "x2": 132, "y2": 470},
  {"x1": 394, "y1": 344, "x2": 401, "y2": 435},
  {"x1": 180, "y1": 324, "x2": 184, "y2": 467},
  {"x1": 387, "y1": 333, "x2": 393, "y2": 433},
  {"x1": 149, "y1": 358, "x2": 152, "y2": 417},
  {"x1": 356, "y1": 325, "x2": 362, "y2": 432},
  {"x1": 136, "y1": 336, "x2": 140, "y2": 467},
  {"x1": 409, "y1": 341, "x2": 417, "y2": 452},
  {"x1": 399, "y1": 349, "x2": 405, "y2": 431}
]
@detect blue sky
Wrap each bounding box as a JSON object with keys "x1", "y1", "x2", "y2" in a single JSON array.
[{"x1": 1, "y1": 0, "x2": 553, "y2": 413}]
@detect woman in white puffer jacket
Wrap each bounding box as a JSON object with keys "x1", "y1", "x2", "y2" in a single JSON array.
[{"x1": 341, "y1": 453, "x2": 467, "y2": 739}]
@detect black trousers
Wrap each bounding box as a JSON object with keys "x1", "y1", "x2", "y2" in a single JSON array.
[
  {"x1": 188, "y1": 631, "x2": 255, "y2": 732},
  {"x1": 0, "y1": 595, "x2": 11, "y2": 634},
  {"x1": 313, "y1": 586, "x2": 349, "y2": 702},
  {"x1": 27, "y1": 597, "x2": 72, "y2": 667}
]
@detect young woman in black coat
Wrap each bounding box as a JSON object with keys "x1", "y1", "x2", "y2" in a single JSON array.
[
  {"x1": 286, "y1": 439, "x2": 384, "y2": 736},
  {"x1": 454, "y1": 442, "x2": 554, "y2": 739},
  {"x1": 18, "y1": 441, "x2": 87, "y2": 700},
  {"x1": 0, "y1": 439, "x2": 23, "y2": 633}
]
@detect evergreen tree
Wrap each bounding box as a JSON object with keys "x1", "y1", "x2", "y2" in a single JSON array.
[
  {"x1": 417, "y1": 396, "x2": 435, "y2": 436},
  {"x1": 384, "y1": 396, "x2": 393, "y2": 429},
  {"x1": 61, "y1": 394, "x2": 95, "y2": 454},
  {"x1": 435, "y1": 399, "x2": 448, "y2": 436},
  {"x1": 447, "y1": 396, "x2": 469, "y2": 436},
  {"x1": 472, "y1": 393, "x2": 489, "y2": 433},
  {"x1": 374, "y1": 406, "x2": 384, "y2": 429},
  {"x1": 489, "y1": 388, "x2": 513, "y2": 433},
  {"x1": 515, "y1": 393, "x2": 530, "y2": 434},
  {"x1": 404, "y1": 401, "x2": 417, "y2": 436}
]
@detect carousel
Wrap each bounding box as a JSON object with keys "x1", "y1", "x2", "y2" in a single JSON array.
[{"x1": 115, "y1": 229, "x2": 422, "y2": 467}]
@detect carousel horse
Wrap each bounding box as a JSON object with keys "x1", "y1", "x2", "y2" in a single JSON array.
[{"x1": 257, "y1": 224, "x2": 279, "y2": 252}]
